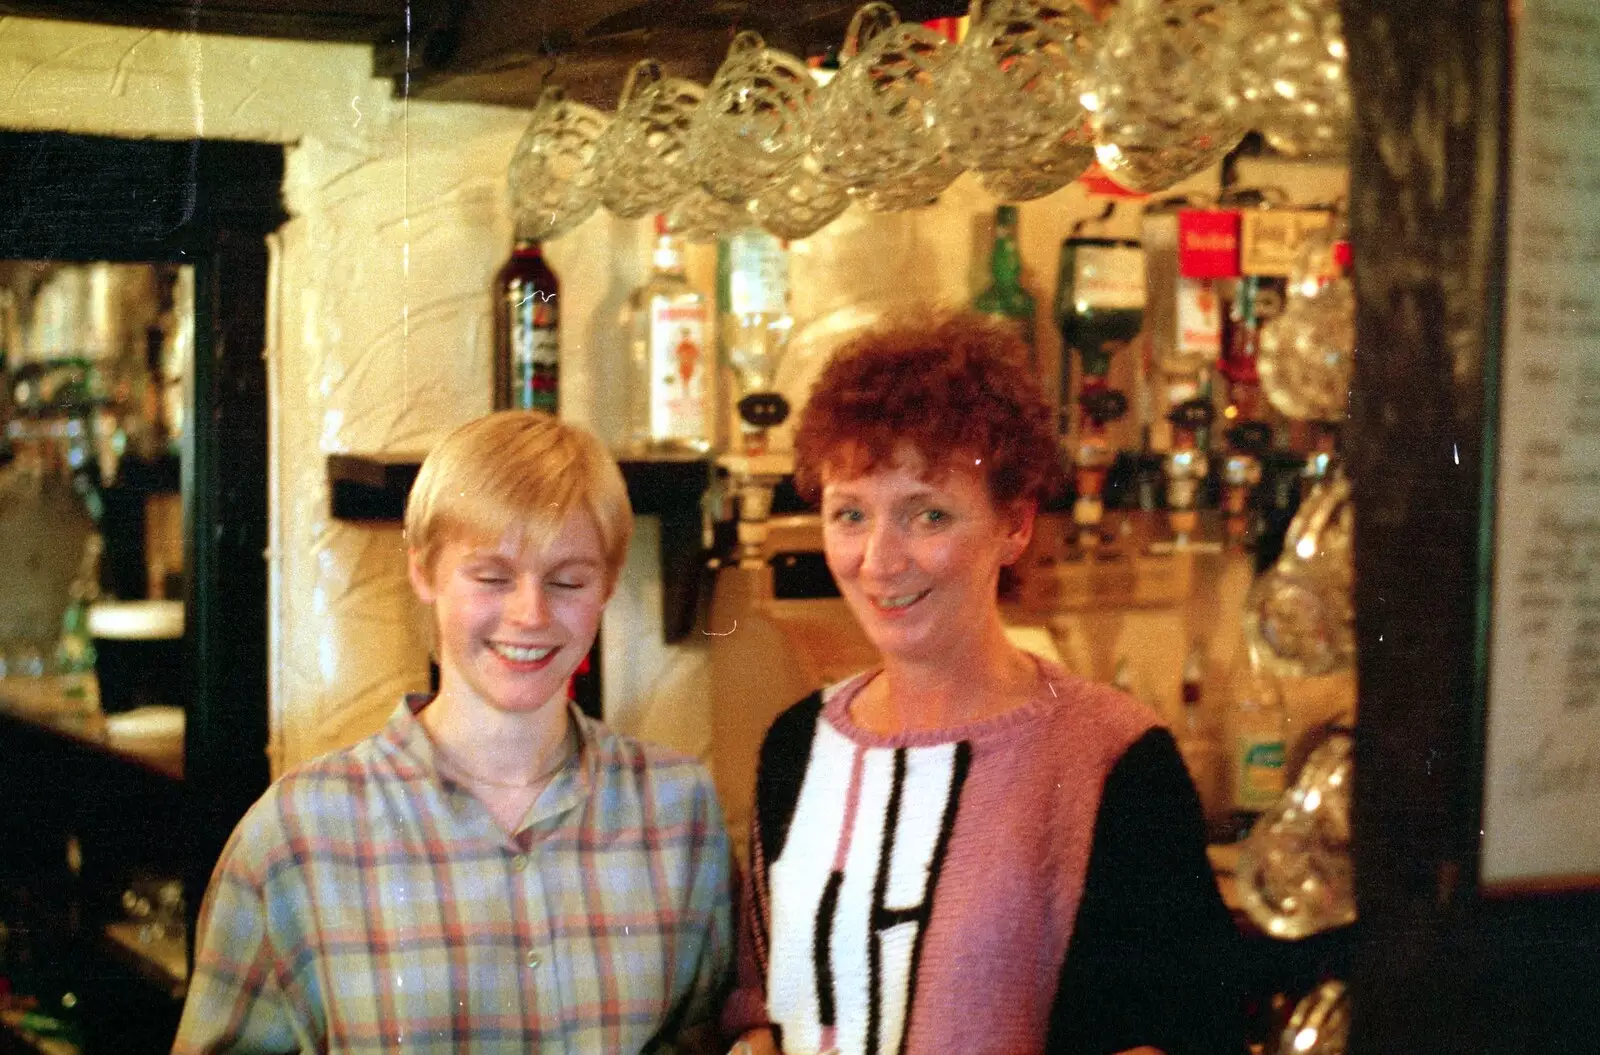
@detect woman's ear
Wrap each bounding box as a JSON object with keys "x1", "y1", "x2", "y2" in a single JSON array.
[
  {"x1": 1003, "y1": 500, "x2": 1037, "y2": 566},
  {"x1": 407, "y1": 549, "x2": 437, "y2": 604}
]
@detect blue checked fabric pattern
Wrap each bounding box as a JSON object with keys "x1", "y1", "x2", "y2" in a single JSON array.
[{"x1": 174, "y1": 698, "x2": 733, "y2": 1053}]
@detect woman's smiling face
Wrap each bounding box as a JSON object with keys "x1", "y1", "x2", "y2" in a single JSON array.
[
  {"x1": 409, "y1": 510, "x2": 608, "y2": 716},
  {"x1": 820, "y1": 445, "x2": 1032, "y2": 664}
]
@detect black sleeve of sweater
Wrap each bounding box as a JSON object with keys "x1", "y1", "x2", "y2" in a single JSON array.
[{"x1": 1046, "y1": 728, "x2": 1248, "y2": 1055}]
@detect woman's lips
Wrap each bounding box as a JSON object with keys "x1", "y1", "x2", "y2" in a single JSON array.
[
  {"x1": 868, "y1": 588, "x2": 931, "y2": 614},
  {"x1": 489, "y1": 642, "x2": 558, "y2": 668}
]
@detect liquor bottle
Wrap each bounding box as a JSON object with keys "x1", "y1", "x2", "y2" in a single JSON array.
[
  {"x1": 1055, "y1": 235, "x2": 1145, "y2": 395},
  {"x1": 1222, "y1": 422, "x2": 1271, "y2": 549},
  {"x1": 54, "y1": 535, "x2": 103, "y2": 712},
  {"x1": 1228, "y1": 661, "x2": 1288, "y2": 835},
  {"x1": 1164, "y1": 398, "x2": 1214, "y2": 546},
  {"x1": 1073, "y1": 389, "x2": 1128, "y2": 543},
  {"x1": 1140, "y1": 202, "x2": 1225, "y2": 382},
  {"x1": 1174, "y1": 638, "x2": 1223, "y2": 822},
  {"x1": 627, "y1": 216, "x2": 712, "y2": 454},
  {"x1": 1221, "y1": 274, "x2": 1266, "y2": 415},
  {"x1": 973, "y1": 205, "x2": 1037, "y2": 363},
  {"x1": 717, "y1": 227, "x2": 793, "y2": 455},
  {"x1": 492, "y1": 234, "x2": 560, "y2": 415}
]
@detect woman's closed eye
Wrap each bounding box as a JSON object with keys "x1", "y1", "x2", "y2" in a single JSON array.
[{"x1": 547, "y1": 577, "x2": 592, "y2": 591}]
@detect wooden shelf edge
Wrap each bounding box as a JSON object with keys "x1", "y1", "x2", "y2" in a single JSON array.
[{"x1": 100, "y1": 923, "x2": 189, "y2": 1002}]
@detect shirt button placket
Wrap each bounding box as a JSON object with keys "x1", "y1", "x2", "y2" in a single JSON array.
[{"x1": 512, "y1": 849, "x2": 542, "y2": 974}]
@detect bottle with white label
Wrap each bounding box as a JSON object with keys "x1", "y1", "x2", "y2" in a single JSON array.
[
  {"x1": 716, "y1": 228, "x2": 793, "y2": 455},
  {"x1": 1229, "y1": 660, "x2": 1289, "y2": 834},
  {"x1": 626, "y1": 216, "x2": 712, "y2": 454}
]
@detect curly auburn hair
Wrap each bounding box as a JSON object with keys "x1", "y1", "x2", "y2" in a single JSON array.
[{"x1": 793, "y1": 313, "x2": 1062, "y2": 507}]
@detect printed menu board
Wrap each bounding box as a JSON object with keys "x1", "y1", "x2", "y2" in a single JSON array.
[{"x1": 1482, "y1": 0, "x2": 1600, "y2": 890}]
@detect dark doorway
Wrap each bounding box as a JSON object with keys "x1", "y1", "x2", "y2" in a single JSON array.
[{"x1": 0, "y1": 130, "x2": 283, "y2": 1053}]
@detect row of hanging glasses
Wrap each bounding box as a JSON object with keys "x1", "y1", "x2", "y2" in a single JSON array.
[{"x1": 509, "y1": 0, "x2": 1350, "y2": 243}]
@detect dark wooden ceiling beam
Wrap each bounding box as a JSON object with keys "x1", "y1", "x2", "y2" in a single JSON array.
[
  {"x1": 398, "y1": 0, "x2": 969, "y2": 109},
  {"x1": 0, "y1": 0, "x2": 970, "y2": 110}
]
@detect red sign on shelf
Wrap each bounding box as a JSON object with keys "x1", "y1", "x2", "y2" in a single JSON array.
[
  {"x1": 1076, "y1": 161, "x2": 1151, "y2": 199},
  {"x1": 1178, "y1": 209, "x2": 1241, "y2": 278}
]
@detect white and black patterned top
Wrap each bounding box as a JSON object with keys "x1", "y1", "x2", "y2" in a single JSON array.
[{"x1": 724, "y1": 660, "x2": 1247, "y2": 1055}]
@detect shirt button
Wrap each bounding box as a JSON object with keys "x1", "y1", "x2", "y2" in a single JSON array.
[
  {"x1": 525, "y1": 949, "x2": 541, "y2": 969},
  {"x1": 511, "y1": 854, "x2": 529, "y2": 872}
]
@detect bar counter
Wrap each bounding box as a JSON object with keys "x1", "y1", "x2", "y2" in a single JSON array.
[{"x1": 0, "y1": 678, "x2": 183, "y2": 782}]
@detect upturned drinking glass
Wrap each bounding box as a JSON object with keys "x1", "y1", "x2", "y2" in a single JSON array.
[
  {"x1": 507, "y1": 87, "x2": 611, "y2": 240},
  {"x1": 687, "y1": 31, "x2": 817, "y2": 206},
  {"x1": 752, "y1": 151, "x2": 851, "y2": 240},
  {"x1": 854, "y1": 159, "x2": 960, "y2": 212},
  {"x1": 593, "y1": 61, "x2": 706, "y2": 220},
  {"x1": 812, "y1": 3, "x2": 964, "y2": 199},
  {"x1": 976, "y1": 121, "x2": 1096, "y2": 201},
  {"x1": 939, "y1": 0, "x2": 1099, "y2": 198},
  {"x1": 1236, "y1": 732, "x2": 1356, "y2": 940},
  {"x1": 664, "y1": 187, "x2": 750, "y2": 244},
  {"x1": 1087, "y1": 0, "x2": 1249, "y2": 193},
  {"x1": 1258, "y1": 226, "x2": 1354, "y2": 421},
  {"x1": 1224, "y1": 0, "x2": 1350, "y2": 158},
  {"x1": 1243, "y1": 470, "x2": 1355, "y2": 680}
]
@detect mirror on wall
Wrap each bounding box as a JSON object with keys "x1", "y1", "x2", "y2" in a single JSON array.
[{"x1": 0, "y1": 261, "x2": 193, "y2": 715}]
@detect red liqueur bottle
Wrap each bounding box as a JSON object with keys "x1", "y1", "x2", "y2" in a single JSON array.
[{"x1": 493, "y1": 236, "x2": 560, "y2": 414}]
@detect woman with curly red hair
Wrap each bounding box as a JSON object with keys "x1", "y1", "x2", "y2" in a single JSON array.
[{"x1": 722, "y1": 314, "x2": 1245, "y2": 1055}]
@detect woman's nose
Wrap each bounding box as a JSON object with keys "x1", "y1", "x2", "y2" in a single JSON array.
[
  {"x1": 505, "y1": 578, "x2": 551, "y2": 627},
  {"x1": 860, "y1": 522, "x2": 908, "y2": 577}
]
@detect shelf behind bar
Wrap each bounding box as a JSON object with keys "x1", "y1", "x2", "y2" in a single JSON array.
[{"x1": 327, "y1": 452, "x2": 712, "y2": 642}]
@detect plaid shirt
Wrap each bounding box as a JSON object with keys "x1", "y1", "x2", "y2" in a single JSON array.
[{"x1": 174, "y1": 697, "x2": 732, "y2": 1054}]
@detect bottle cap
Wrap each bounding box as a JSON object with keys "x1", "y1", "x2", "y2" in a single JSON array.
[
  {"x1": 1079, "y1": 389, "x2": 1129, "y2": 426},
  {"x1": 1167, "y1": 397, "x2": 1215, "y2": 430},
  {"x1": 1227, "y1": 421, "x2": 1273, "y2": 455}
]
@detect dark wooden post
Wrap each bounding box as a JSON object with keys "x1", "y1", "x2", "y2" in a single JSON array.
[{"x1": 1344, "y1": 0, "x2": 1600, "y2": 1048}]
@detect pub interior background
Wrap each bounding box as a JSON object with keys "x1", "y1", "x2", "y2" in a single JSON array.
[{"x1": 0, "y1": 0, "x2": 1595, "y2": 1052}]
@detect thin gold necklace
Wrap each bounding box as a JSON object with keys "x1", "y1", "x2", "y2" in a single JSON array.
[{"x1": 434, "y1": 734, "x2": 574, "y2": 791}]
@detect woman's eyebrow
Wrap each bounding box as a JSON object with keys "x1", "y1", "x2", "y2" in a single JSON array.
[{"x1": 545, "y1": 555, "x2": 604, "y2": 571}]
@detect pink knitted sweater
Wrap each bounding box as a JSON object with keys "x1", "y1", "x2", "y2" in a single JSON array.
[{"x1": 722, "y1": 659, "x2": 1245, "y2": 1055}]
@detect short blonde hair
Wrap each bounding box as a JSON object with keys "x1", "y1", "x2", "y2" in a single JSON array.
[{"x1": 404, "y1": 411, "x2": 633, "y2": 589}]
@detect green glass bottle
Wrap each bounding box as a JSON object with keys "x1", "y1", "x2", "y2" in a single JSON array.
[{"x1": 973, "y1": 205, "x2": 1037, "y2": 362}]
